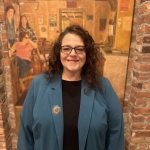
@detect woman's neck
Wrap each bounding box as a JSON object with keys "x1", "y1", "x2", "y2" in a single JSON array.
[{"x1": 62, "y1": 71, "x2": 81, "y2": 81}]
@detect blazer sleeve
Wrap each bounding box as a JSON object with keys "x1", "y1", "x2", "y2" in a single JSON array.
[
  {"x1": 17, "y1": 79, "x2": 36, "y2": 150},
  {"x1": 102, "y1": 78, "x2": 124, "y2": 150}
]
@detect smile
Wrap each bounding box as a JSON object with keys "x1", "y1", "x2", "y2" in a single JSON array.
[{"x1": 67, "y1": 60, "x2": 79, "y2": 62}]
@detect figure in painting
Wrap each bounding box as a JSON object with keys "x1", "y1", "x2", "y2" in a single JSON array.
[
  {"x1": 10, "y1": 31, "x2": 38, "y2": 78},
  {"x1": 8, "y1": 12, "x2": 46, "y2": 105},
  {"x1": 10, "y1": 31, "x2": 39, "y2": 104},
  {"x1": 16, "y1": 15, "x2": 37, "y2": 42},
  {"x1": 5, "y1": 5, "x2": 16, "y2": 47}
]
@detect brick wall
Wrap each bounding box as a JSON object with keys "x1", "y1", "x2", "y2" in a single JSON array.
[
  {"x1": 0, "y1": 48, "x2": 6, "y2": 150},
  {"x1": 124, "y1": 0, "x2": 150, "y2": 149},
  {"x1": 0, "y1": 3, "x2": 7, "y2": 150},
  {"x1": 2, "y1": 56, "x2": 17, "y2": 150}
]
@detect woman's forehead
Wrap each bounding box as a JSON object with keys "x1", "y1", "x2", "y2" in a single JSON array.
[{"x1": 62, "y1": 33, "x2": 84, "y2": 45}]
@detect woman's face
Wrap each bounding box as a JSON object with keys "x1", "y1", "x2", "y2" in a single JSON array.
[
  {"x1": 60, "y1": 33, "x2": 86, "y2": 75},
  {"x1": 22, "y1": 34, "x2": 29, "y2": 42},
  {"x1": 21, "y1": 16, "x2": 27, "y2": 27},
  {"x1": 6, "y1": 9, "x2": 14, "y2": 19}
]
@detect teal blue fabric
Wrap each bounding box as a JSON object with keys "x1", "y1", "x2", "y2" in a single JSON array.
[{"x1": 17, "y1": 74, "x2": 124, "y2": 150}]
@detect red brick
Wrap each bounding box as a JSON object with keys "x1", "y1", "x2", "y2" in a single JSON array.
[
  {"x1": 145, "y1": 137, "x2": 150, "y2": 142},
  {"x1": 143, "y1": 36, "x2": 150, "y2": 44},
  {"x1": 133, "y1": 62, "x2": 150, "y2": 72},
  {"x1": 131, "y1": 107, "x2": 150, "y2": 115},
  {"x1": 138, "y1": 75, "x2": 150, "y2": 81},
  {"x1": 0, "y1": 14, "x2": 4, "y2": 21},
  {"x1": 132, "y1": 130, "x2": 150, "y2": 137},
  {"x1": 143, "y1": 82, "x2": 150, "y2": 90},
  {"x1": 146, "y1": 116, "x2": 150, "y2": 122},
  {"x1": 137, "y1": 143, "x2": 149, "y2": 150},
  {"x1": 138, "y1": 3, "x2": 150, "y2": 14},
  {"x1": 130, "y1": 95, "x2": 147, "y2": 107},
  {"x1": 131, "y1": 88, "x2": 150, "y2": 98},
  {"x1": 131, "y1": 114, "x2": 146, "y2": 122},
  {"x1": 138, "y1": 24, "x2": 150, "y2": 34},
  {"x1": 128, "y1": 143, "x2": 136, "y2": 150},
  {"x1": 136, "y1": 54, "x2": 150, "y2": 62},
  {"x1": 143, "y1": 15, "x2": 150, "y2": 24},
  {"x1": 136, "y1": 91, "x2": 150, "y2": 98},
  {"x1": 137, "y1": 15, "x2": 150, "y2": 25},
  {"x1": 145, "y1": 25, "x2": 150, "y2": 33},
  {"x1": 132, "y1": 122, "x2": 146, "y2": 130},
  {"x1": 145, "y1": 124, "x2": 150, "y2": 130},
  {"x1": 135, "y1": 98, "x2": 147, "y2": 107},
  {"x1": 131, "y1": 137, "x2": 147, "y2": 143}
]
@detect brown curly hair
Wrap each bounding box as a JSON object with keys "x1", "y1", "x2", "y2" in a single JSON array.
[{"x1": 47, "y1": 24, "x2": 103, "y2": 89}]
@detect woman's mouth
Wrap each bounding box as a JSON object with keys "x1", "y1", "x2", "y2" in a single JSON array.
[{"x1": 67, "y1": 59, "x2": 79, "y2": 62}]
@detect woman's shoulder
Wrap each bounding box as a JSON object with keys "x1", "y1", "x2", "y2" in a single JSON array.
[
  {"x1": 32, "y1": 73, "x2": 58, "y2": 85},
  {"x1": 99, "y1": 76, "x2": 115, "y2": 94},
  {"x1": 32, "y1": 73, "x2": 48, "y2": 84},
  {"x1": 100, "y1": 76, "x2": 110, "y2": 87},
  {"x1": 98, "y1": 76, "x2": 121, "y2": 109}
]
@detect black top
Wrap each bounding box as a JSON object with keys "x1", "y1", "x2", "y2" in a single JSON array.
[{"x1": 62, "y1": 80, "x2": 81, "y2": 150}]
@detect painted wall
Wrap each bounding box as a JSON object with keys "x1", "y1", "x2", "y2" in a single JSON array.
[{"x1": 114, "y1": 0, "x2": 135, "y2": 53}]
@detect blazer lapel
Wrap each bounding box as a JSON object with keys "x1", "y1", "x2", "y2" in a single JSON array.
[
  {"x1": 78, "y1": 82, "x2": 95, "y2": 150},
  {"x1": 48, "y1": 76, "x2": 63, "y2": 150}
]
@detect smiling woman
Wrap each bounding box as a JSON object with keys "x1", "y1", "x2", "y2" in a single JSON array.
[{"x1": 17, "y1": 25, "x2": 124, "y2": 150}]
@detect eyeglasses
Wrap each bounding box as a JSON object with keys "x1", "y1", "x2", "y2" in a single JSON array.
[{"x1": 61, "y1": 45, "x2": 85, "y2": 54}]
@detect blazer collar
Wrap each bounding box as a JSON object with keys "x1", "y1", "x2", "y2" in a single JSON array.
[
  {"x1": 48, "y1": 76, "x2": 95, "y2": 150},
  {"x1": 78, "y1": 81, "x2": 95, "y2": 150},
  {"x1": 48, "y1": 76, "x2": 63, "y2": 150}
]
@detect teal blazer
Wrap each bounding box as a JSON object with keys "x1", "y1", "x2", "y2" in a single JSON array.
[{"x1": 17, "y1": 74, "x2": 124, "y2": 150}]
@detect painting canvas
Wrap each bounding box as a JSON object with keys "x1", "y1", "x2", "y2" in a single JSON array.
[{"x1": 4, "y1": 2, "x2": 49, "y2": 106}]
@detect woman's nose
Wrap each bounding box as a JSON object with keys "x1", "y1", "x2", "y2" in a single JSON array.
[{"x1": 69, "y1": 48, "x2": 76, "y2": 55}]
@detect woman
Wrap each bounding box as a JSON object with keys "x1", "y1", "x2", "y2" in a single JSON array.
[
  {"x1": 17, "y1": 25, "x2": 124, "y2": 150},
  {"x1": 5, "y1": 5, "x2": 16, "y2": 47},
  {"x1": 10, "y1": 31, "x2": 37, "y2": 78},
  {"x1": 16, "y1": 15, "x2": 37, "y2": 42}
]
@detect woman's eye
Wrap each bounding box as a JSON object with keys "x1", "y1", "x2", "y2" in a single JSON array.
[
  {"x1": 77, "y1": 48, "x2": 84, "y2": 51},
  {"x1": 63, "y1": 47, "x2": 70, "y2": 51},
  {"x1": 75, "y1": 47, "x2": 85, "y2": 51}
]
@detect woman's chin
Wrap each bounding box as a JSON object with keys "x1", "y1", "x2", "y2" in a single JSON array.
[{"x1": 64, "y1": 67, "x2": 81, "y2": 74}]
